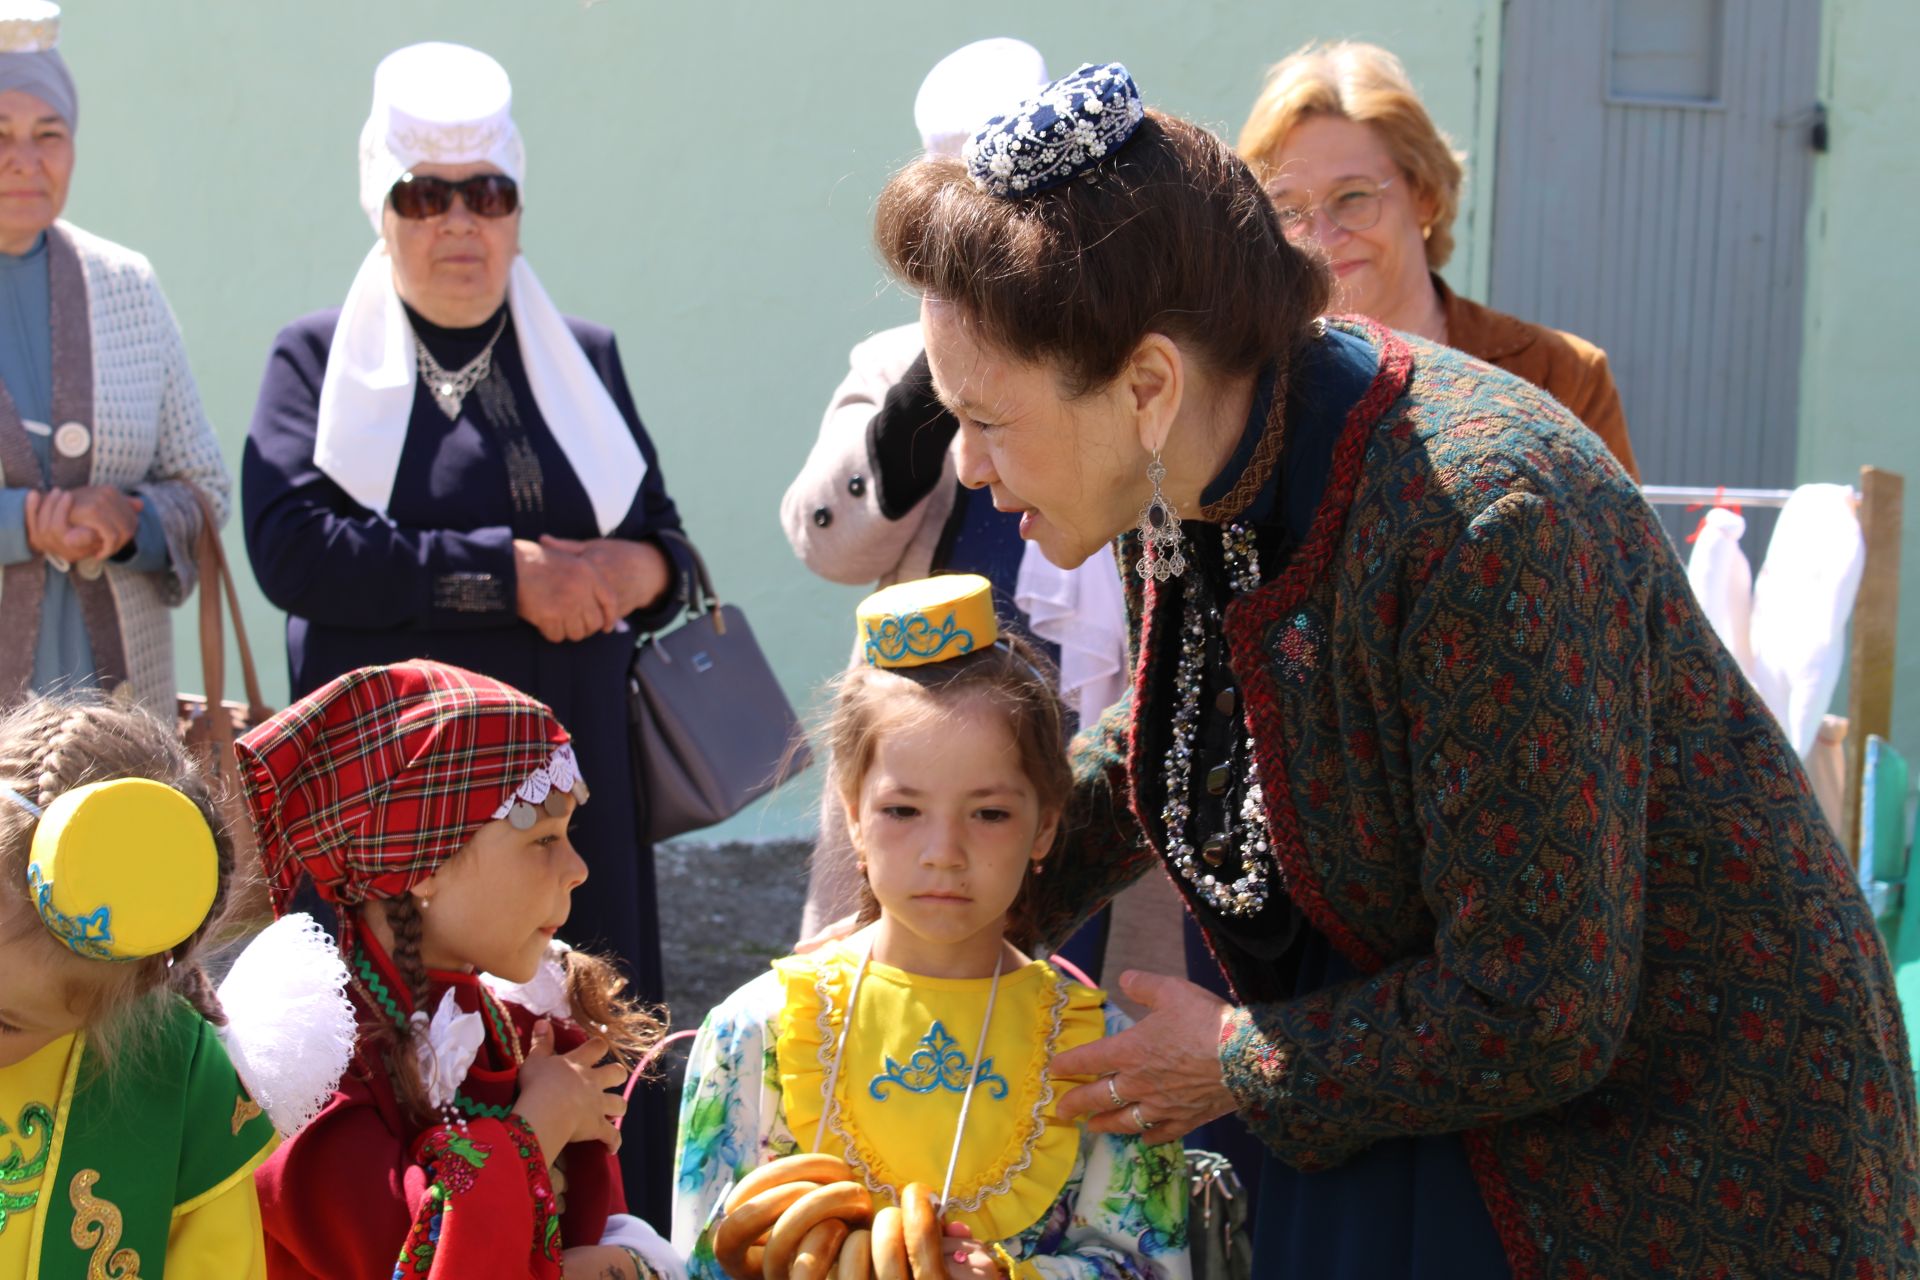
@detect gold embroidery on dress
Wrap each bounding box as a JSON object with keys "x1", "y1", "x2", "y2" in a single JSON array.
[
  {"x1": 68, "y1": 1169, "x2": 142, "y2": 1279},
  {"x1": 231, "y1": 1095, "x2": 263, "y2": 1136}
]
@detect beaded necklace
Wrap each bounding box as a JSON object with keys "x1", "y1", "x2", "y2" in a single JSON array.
[
  {"x1": 350, "y1": 944, "x2": 523, "y2": 1124},
  {"x1": 1159, "y1": 521, "x2": 1274, "y2": 916}
]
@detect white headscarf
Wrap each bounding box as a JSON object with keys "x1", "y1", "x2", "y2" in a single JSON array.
[
  {"x1": 316, "y1": 42, "x2": 644, "y2": 535},
  {"x1": 913, "y1": 38, "x2": 1048, "y2": 158}
]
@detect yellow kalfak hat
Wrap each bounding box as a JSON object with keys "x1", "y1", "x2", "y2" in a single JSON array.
[
  {"x1": 26, "y1": 778, "x2": 218, "y2": 962},
  {"x1": 858, "y1": 574, "x2": 999, "y2": 670}
]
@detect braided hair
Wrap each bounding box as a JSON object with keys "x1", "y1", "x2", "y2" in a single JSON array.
[
  {"x1": 0, "y1": 694, "x2": 239, "y2": 1063},
  {"x1": 371, "y1": 892, "x2": 438, "y2": 1123}
]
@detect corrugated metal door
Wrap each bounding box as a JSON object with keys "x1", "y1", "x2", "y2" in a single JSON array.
[{"x1": 1490, "y1": 0, "x2": 1822, "y2": 520}]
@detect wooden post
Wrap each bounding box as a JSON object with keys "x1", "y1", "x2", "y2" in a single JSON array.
[{"x1": 1846, "y1": 466, "x2": 1904, "y2": 865}]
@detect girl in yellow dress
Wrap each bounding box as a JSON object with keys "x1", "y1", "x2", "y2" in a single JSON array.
[
  {"x1": 671, "y1": 577, "x2": 1189, "y2": 1279},
  {"x1": 0, "y1": 696, "x2": 330, "y2": 1280}
]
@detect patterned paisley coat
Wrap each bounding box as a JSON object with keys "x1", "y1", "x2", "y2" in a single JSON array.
[{"x1": 1040, "y1": 322, "x2": 1919, "y2": 1277}]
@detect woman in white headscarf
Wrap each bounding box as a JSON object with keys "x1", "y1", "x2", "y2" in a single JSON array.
[
  {"x1": 0, "y1": 1, "x2": 231, "y2": 715},
  {"x1": 240, "y1": 41, "x2": 690, "y2": 1230}
]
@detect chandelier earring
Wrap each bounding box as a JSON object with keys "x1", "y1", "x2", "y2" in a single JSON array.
[{"x1": 1136, "y1": 453, "x2": 1186, "y2": 581}]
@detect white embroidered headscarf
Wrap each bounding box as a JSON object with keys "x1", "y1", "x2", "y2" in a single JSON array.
[{"x1": 316, "y1": 41, "x2": 644, "y2": 535}]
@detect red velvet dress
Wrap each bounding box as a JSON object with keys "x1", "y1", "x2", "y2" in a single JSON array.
[{"x1": 256, "y1": 932, "x2": 625, "y2": 1278}]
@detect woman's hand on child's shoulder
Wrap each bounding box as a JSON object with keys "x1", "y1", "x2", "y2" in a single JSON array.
[{"x1": 512, "y1": 1018, "x2": 629, "y2": 1162}]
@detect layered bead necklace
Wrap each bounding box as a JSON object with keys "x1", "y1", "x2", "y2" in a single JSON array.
[
  {"x1": 1158, "y1": 521, "x2": 1275, "y2": 917},
  {"x1": 350, "y1": 943, "x2": 524, "y2": 1125}
]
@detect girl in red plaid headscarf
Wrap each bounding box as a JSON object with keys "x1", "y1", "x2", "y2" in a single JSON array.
[{"x1": 238, "y1": 660, "x2": 680, "y2": 1280}]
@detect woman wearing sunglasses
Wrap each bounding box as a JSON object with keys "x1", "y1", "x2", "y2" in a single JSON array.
[
  {"x1": 1238, "y1": 41, "x2": 1640, "y2": 479},
  {"x1": 0, "y1": 2, "x2": 231, "y2": 716},
  {"x1": 240, "y1": 40, "x2": 691, "y2": 1227}
]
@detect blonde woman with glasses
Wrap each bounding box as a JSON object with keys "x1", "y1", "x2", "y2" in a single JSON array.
[{"x1": 1239, "y1": 41, "x2": 1640, "y2": 479}]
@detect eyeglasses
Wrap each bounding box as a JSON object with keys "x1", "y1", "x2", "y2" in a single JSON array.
[
  {"x1": 1267, "y1": 177, "x2": 1395, "y2": 239},
  {"x1": 388, "y1": 172, "x2": 520, "y2": 220}
]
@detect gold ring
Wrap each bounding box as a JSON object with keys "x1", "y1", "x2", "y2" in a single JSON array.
[
  {"x1": 1131, "y1": 1104, "x2": 1155, "y2": 1132},
  {"x1": 1105, "y1": 1076, "x2": 1126, "y2": 1109}
]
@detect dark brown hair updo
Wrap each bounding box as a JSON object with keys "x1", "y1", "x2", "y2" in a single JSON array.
[
  {"x1": 875, "y1": 109, "x2": 1333, "y2": 395},
  {"x1": 822, "y1": 635, "x2": 1071, "y2": 950},
  {"x1": 0, "y1": 695, "x2": 238, "y2": 1062}
]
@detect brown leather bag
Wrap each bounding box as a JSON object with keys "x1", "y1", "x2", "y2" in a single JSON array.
[{"x1": 174, "y1": 489, "x2": 273, "y2": 918}]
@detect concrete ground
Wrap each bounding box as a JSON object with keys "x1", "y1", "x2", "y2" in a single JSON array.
[{"x1": 650, "y1": 838, "x2": 812, "y2": 1090}]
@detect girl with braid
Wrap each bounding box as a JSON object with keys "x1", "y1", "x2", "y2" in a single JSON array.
[
  {"x1": 240, "y1": 660, "x2": 682, "y2": 1280},
  {"x1": 0, "y1": 695, "x2": 289, "y2": 1278}
]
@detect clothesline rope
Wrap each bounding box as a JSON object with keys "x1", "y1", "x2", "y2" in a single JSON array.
[{"x1": 1641, "y1": 484, "x2": 1860, "y2": 510}]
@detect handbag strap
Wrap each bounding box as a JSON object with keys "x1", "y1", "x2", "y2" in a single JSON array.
[
  {"x1": 652, "y1": 527, "x2": 720, "y2": 613},
  {"x1": 186, "y1": 487, "x2": 270, "y2": 737}
]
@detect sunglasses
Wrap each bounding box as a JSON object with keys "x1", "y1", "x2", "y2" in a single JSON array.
[{"x1": 388, "y1": 172, "x2": 520, "y2": 220}]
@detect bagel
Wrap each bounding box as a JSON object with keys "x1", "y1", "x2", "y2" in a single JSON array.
[
  {"x1": 714, "y1": 1180, "x2": 822, "y2": 1280},
  {"x1": 869, "y1": 1206, "x2": 910, "y2": 1280},
  {"x1": 900, "y1": 1183, "x2": 946, "y2": 1280},
  {"x1": 725, "y1": 1154, "x2": 857, "y2": 1214},
  {"x1": 788, "y1": 1217, "x2": 852, "y2": 1280},
  {"x1": 764, "y1": 1181, "x2": 875, "y2": 1279},
  {"x1": 836, "y1": 1229, "x2": 872, "y2": 1280}
]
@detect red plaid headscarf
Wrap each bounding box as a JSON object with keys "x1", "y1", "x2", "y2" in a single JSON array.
[{"x1": 236, "y1": 660, "x2": 571, "y2": 920}]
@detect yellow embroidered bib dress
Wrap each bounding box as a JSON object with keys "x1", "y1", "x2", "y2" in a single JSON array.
[{"x1": 669, "y1": 940, "x2": 1190, "y2": 1279}]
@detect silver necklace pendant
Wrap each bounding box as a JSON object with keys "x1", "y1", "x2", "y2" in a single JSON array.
[{"x1": 415, "y1": 313, "x2": 509, "y2": 421}]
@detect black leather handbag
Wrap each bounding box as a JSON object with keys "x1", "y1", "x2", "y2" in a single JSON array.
[{"x1": 628, "y1": 530, "x2": 810, "y2": 841}]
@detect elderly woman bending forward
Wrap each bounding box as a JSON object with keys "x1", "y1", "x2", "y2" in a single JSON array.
[
  {"x1": 874, "y1": 61, "x2": 1915, "y2": 1279},
  {"x1": 0, "y1": 4, "x2": 230, "y2": 714}
]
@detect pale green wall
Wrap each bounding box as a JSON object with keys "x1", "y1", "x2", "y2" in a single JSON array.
[
  {"x1": 1797, "y1": 0, "x2": 1920, "y2": 761},
  {"x1": 56, "y1": 0, "x2": 1494, "y2": 837}
]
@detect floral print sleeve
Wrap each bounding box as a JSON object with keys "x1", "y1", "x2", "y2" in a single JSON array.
[
  {"x1": 1002, "y1": 1010, "x2": 1191, "y2": 1280},
  {"x1": 670, "y1": 971, "x2": 798, "y2": 1280}
]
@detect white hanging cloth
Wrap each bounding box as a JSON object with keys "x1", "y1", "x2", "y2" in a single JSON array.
[
  {"x1": 1749, "y1": 484, "x2": 1866, "y2": 758},
  {"x1": 1685, "y1": 505, "x2": 1756, "y2": 675},
  {"x1": 1686, "y1": 485, "x2": 1865, "y2": 761}
]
